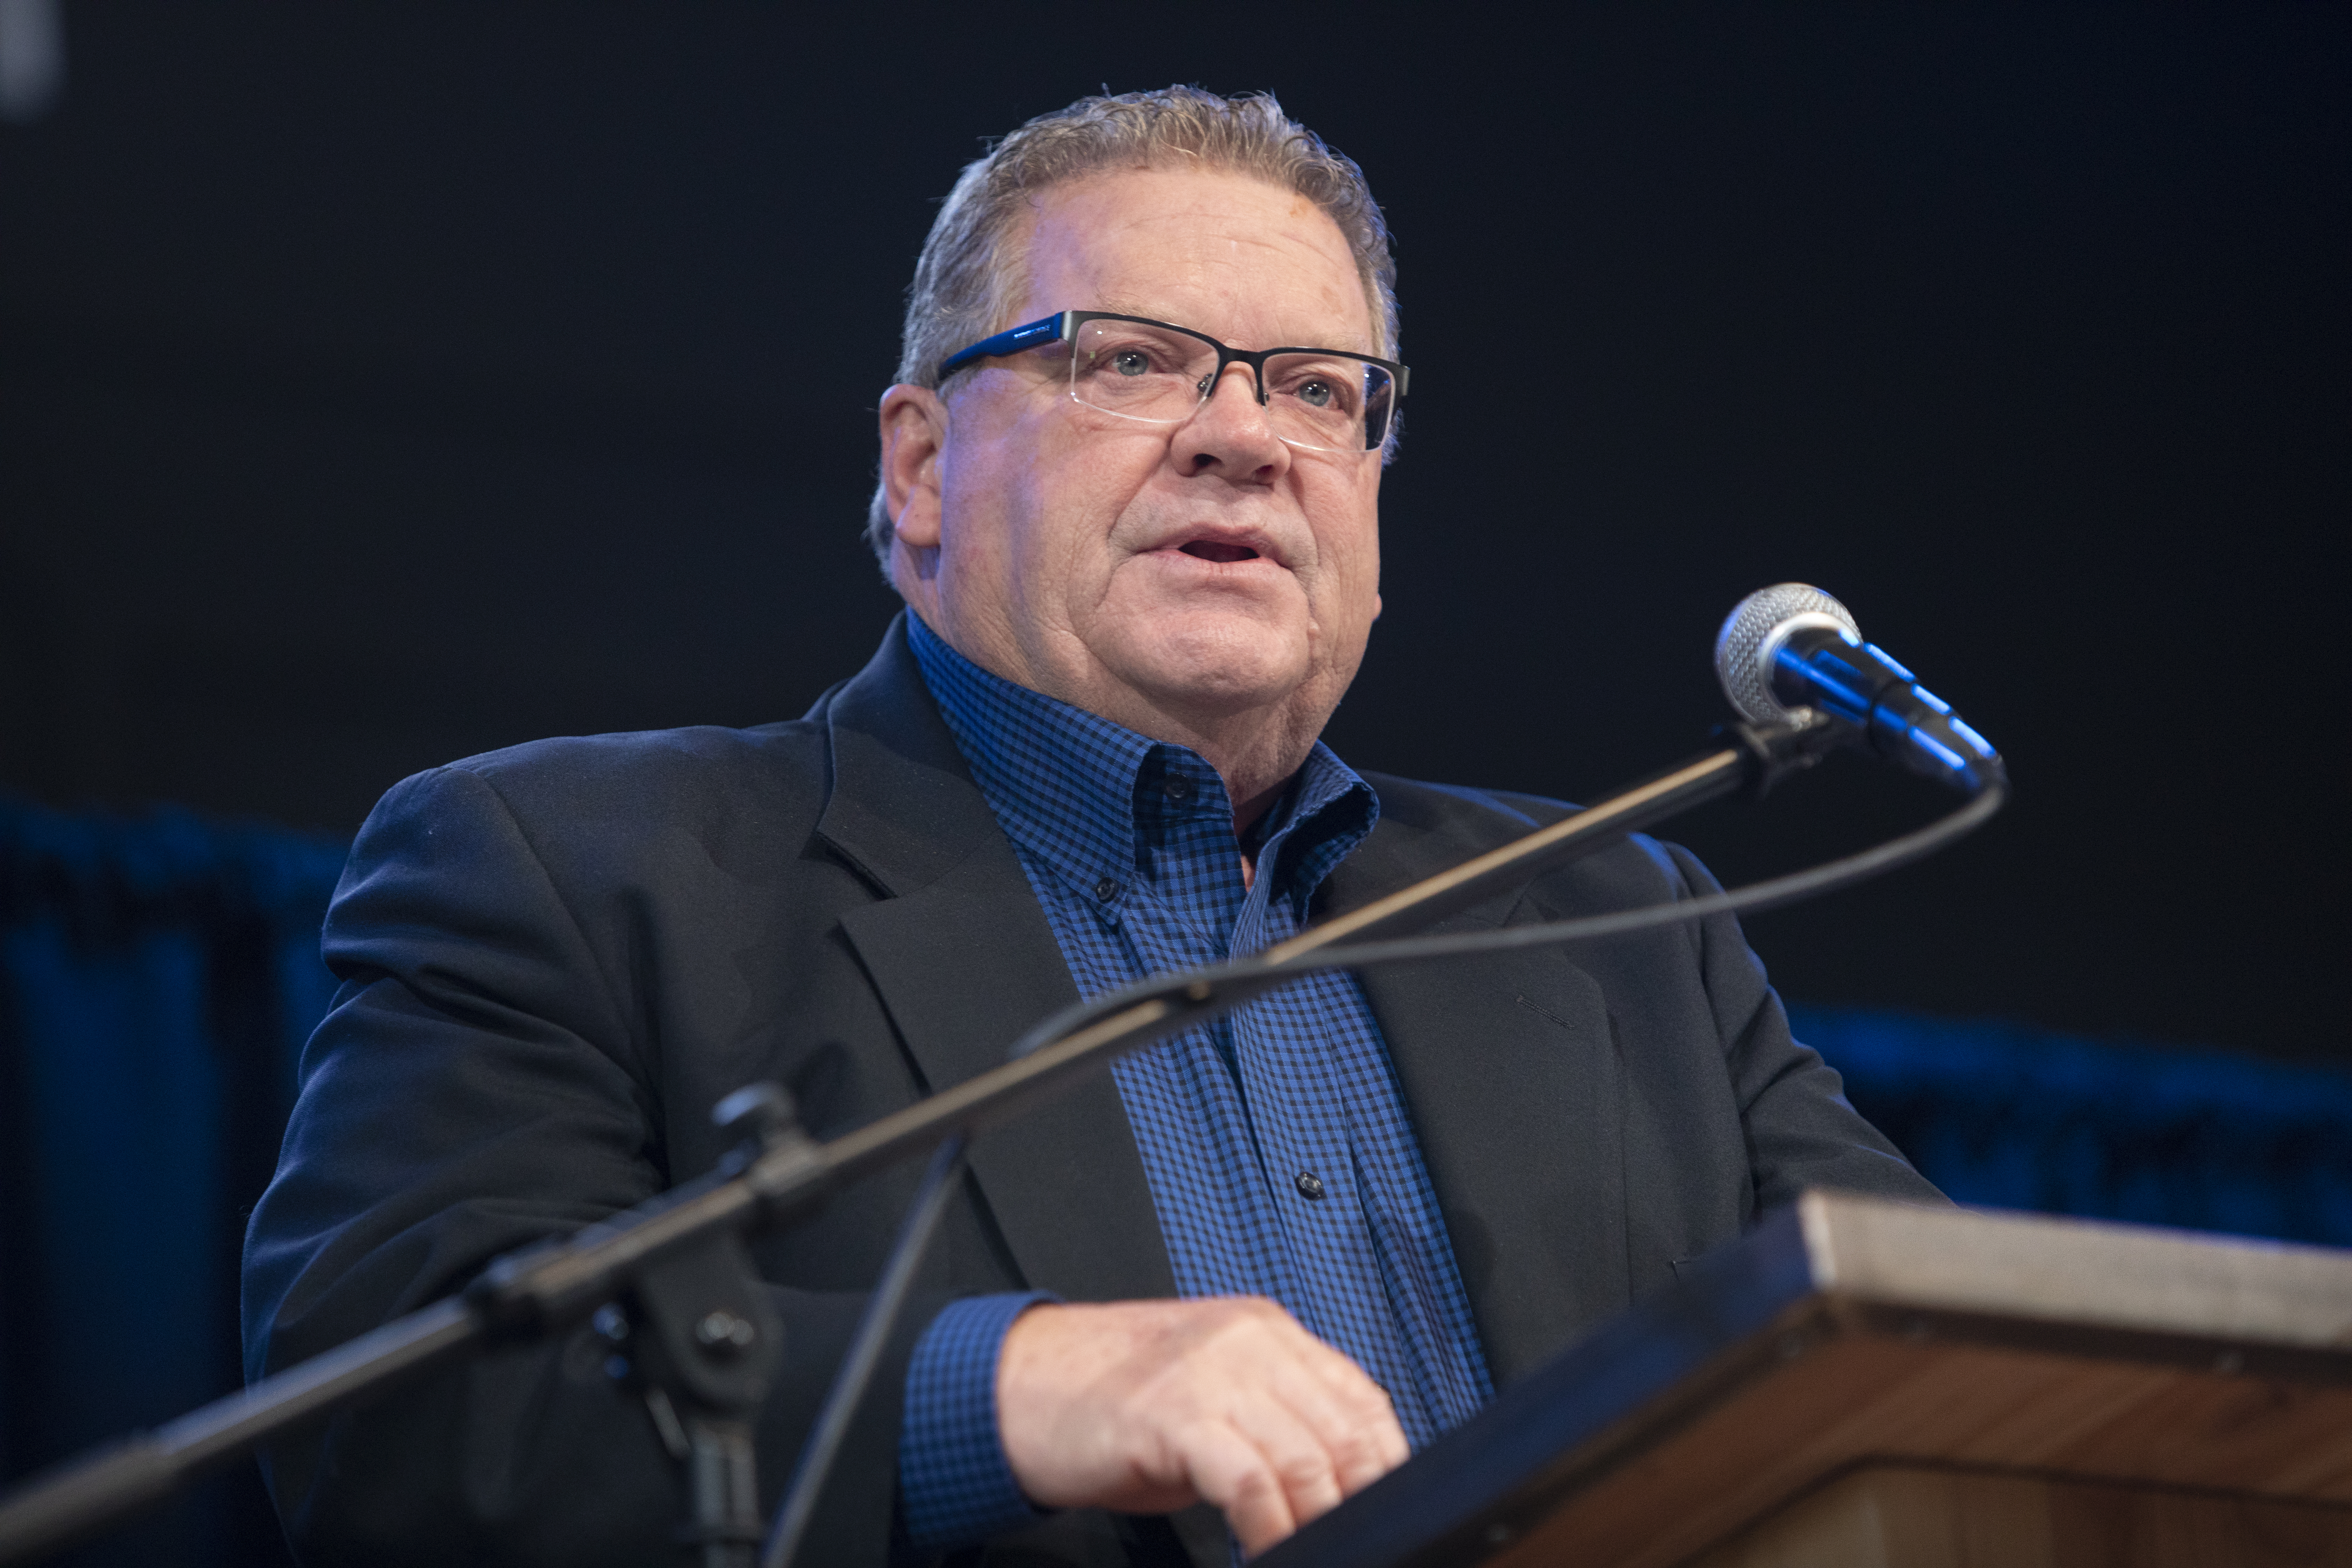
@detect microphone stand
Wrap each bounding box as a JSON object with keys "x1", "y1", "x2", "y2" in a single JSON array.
[{"x1": 0, "y1": 719, "x2": 1866, "y2": 1567}]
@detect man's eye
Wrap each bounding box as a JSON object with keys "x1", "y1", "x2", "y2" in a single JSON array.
[
  {"x1": 1111, "y1": 349, "x2": 1154, "y2": 376},
  {"x1": 1282, "y1": 374, "x2": 1359, "y2": 413}
]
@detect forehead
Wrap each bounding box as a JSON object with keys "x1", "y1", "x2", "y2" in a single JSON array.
[{"x1": 1014, "y1": 167, "x2": 1376, "y2": 353}]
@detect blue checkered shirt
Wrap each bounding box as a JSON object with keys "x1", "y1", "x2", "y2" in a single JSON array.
[{"x1": 896, "y1": 613, "x2": 1495, "y2": 1550}]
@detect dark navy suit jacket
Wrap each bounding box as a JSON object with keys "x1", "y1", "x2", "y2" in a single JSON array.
[{"x1": 241, "y1": 617, "x2": 1941, "y2": 1567}]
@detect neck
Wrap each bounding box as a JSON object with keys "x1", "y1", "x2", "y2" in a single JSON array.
[{"x1": 1109, "y1": 690, "x2": 1320, "y2": 833}]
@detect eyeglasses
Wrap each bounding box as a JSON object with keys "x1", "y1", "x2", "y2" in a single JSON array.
[{"x1": 937, "y1": 310, "x2": 1406, "y2": 454}]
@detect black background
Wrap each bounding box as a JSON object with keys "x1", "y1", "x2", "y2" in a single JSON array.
[{"x1": 3, "y1": 3, "x2": 2346, "y2": 1063}]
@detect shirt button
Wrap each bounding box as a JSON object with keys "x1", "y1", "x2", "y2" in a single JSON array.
[
  {"x1": 1163, "y1": 776, "x2": 1194, "y2": 802},
  {"x1": 1294, "y1": 1170, "x2": 1326, "y2": 1200},
  {"x1": 1093, "y1": 876, "x2": 1120, "y2": 902}
]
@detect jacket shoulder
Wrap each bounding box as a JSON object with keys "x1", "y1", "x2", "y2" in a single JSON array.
[
  {"x1": 412, "y1": 718, "x2": 830, "y2": 834},
  {"x1": 1356, "y1": 769, "x2": 1691, "y2": 912},
  {"x1": 1362, "y1": 771, "x2": 1576, "y2": 835},
  {"x1": 332, "y1": 720, "x2": 840, "y2": 924}
]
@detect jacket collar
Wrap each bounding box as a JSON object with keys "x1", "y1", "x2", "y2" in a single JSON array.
[{"x1": 810, "y1": 615, "x2": 1000, "y2": 899}]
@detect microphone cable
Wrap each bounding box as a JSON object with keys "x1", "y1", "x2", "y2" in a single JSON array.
[{"x1": 1212, "y1": 773, "x2": 2005, "y2": 995}]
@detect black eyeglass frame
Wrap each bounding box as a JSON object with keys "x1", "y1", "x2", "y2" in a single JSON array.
[{"x1": 936, "y1": 309, "x2": 1408, "y2": 453}]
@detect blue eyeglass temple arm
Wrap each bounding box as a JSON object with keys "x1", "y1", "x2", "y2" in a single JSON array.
[{"x1": 937, "y1": 310, "x2": 1074, "y2": 380}]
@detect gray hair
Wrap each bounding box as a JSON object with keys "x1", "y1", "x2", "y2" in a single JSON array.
[{"x1": 864, "y1": 85, "x2": 1400, "y2": 566}]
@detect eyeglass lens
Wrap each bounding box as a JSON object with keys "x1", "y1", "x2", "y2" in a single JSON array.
[{"x1": 1069, "y1": 318, "x2": 1394, "y2": 452}]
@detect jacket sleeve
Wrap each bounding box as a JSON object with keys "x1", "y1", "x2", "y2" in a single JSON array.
[
  {"x1": 1661, "y1": 841, "x2": 1949, "y2": 1212},
  {"x1": 240, "y1": 764, "x2": 945, "y2": 1567}
]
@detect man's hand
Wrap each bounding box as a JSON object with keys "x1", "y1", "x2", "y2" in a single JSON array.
[{"x1": 995, "y1": 1297, "x2": 1410, "y2": 1556}]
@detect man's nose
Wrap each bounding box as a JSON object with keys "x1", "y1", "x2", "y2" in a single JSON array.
[
  {"x1": 1200, "y1": 361, "x2": 1264, "y2": 409},
  {"x1": 1175, "y1": 363, "x2": 1286, "y2": 475}
]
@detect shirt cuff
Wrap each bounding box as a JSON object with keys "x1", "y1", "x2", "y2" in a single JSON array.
[{"x1": 897, "y1": 1290, "x2": 1058, "y2": 1549}]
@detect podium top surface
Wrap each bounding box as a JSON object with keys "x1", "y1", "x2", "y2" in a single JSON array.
[
  {"x1": 1790, "y1": 1195, "x2": 2352, "y2": 1348},
  {"x1": 1262, "y1": 1192, "x2": 2352, "y2": 1568}
]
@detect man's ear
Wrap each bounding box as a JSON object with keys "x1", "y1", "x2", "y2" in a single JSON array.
[{"x1": 878, "y1": 384, "x2": 949, "y2": 550}]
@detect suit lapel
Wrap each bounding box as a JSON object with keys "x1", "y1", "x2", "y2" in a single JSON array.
[
  {"x1": 817, "y1": 619, "x2": 1175, "y2": 1303},
  {"x1": 1331, "y1": 786, "x2": 1631, "y2": 1387}
]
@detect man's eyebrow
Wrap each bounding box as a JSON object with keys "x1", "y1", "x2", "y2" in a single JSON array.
[
  {"x1": 1088, "y1": 306, "x2": 1374, "y2": 354},
  {"x1": 1081, "y1": 304, "x2": 1202, "y2": 337}
]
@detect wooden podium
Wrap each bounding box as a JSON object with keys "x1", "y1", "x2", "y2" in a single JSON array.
[{"x1": 1263, "y1": 1192, "x2": 2352, "y2": 1567}]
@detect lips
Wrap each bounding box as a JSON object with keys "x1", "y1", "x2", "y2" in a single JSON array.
[
  {"x1": 1178, "y1": 540, "x2": 1261, "y2": 564},
  {"x1": 1151, "y1": 523, "x2": 1285, "y2": 569}
]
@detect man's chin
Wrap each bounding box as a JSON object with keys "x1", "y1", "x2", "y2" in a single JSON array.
[{"x1": 1106, "y1": 638, "x2": 1319, "y2": 723}]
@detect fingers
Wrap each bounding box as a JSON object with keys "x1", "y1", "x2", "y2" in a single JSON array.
[
  {"x1": 1237, "y1": 1330, "x2": 1402, "y2": 1502},
  {"x1": 994, "y1": 1296, "x2": 1411, "y2": 1554},
  {"x1": 1175, "y1": 1410, "x2": 1307, "y2": 1555},
  {"x1": 1141, "y1": 1297, "x2": 1404, "y2": 1534},
  {"x1": 1176, "y1": 1346, "x2": 1398, "y2": 1555},
  {"x1": 1283, "y1": 1327, "x2": 1412, "y2": 1484}
]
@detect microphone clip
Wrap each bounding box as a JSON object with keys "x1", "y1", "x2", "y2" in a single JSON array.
[{"x1": 1715, "y1": 715, "x2": 1858, "y2": 801}]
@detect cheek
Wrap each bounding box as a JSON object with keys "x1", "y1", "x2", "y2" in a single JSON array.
[
  {"x1": 1032, "y1": 439, "x2": 1166, "y2": 561},
  {"x1": 1304, "y1": 477, "x2": 1383, "y2": 586},
  {"x1": 945, "y1": 423, "x2": 1151, "y2": 607},
  {"x1": 938, "y1": 414, "x2": 1049, "y2": 557}
]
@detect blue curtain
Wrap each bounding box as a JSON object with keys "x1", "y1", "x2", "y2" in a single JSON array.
[
  {"x1": 1791, "y1": 1004, "x2": 2352, "y2": 1247},
  {"x1": 1, "y1": 800, "x2": 342, "y2": 1568},
  {"x1": 4, "y1": 795, "x2": 2349, "y2": 1565}
]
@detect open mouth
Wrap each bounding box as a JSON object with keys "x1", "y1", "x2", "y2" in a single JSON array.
[{"x1": 1177, "y1": 540, "x2": 1262, "y2": 564}]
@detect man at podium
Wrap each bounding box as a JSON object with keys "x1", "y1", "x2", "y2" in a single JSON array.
[{"x1": 241, "y1": 85, "x2": 1942, "y2": 1567}]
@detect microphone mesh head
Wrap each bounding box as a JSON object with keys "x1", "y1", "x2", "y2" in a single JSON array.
[{"x1": 1714, "y1": 583, "x2": 1862, "y2": 723}]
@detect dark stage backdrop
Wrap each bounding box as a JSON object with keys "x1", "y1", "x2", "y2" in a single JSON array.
[
  {"x1": 1, "y1": 5, "x2": 2348, "y2": 1561},
  {"x1": 1, "y1": 5, "x2": 2346, "y2": 1061}
]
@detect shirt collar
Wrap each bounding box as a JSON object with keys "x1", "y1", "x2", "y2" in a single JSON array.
[{"x1": 905, "y1": 611, "x2": 1378, "y2": 917}]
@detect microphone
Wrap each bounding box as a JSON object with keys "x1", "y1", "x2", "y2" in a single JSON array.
[{"x1": 1715, "y1": 583, "x2": 2004, "y2": 793}]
